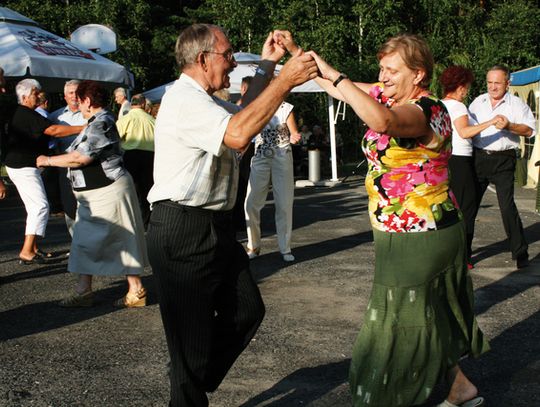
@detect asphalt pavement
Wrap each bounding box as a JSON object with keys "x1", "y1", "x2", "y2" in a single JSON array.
[{"x1": 0, "y1": 176, "x2": 538, "y2": 407}]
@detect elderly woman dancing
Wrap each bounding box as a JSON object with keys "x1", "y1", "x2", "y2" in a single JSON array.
[
  {"x1": 4, "y1": 79, "x2": 84, "y2": 264},
  {"x1": 37, "y1": 81, "x2": 148, "y2": 308},
  {"x1": 277, "y1": 32, "x2": 490, "y2": 406}
]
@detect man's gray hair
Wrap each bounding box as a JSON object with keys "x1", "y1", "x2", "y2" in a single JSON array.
[
  {"x1": 64, "y1": 79, "x2": 80, "y2": 94},
  {"x1": 114, "y1": 87, "x2": 127, "y2": 96},
  {"x1": 15, "y1": 79, "x2": 41, "y2": 104},
  {"x1": 488, "y1": 64, "x2": 510, "y2": 80},
  {"x1": 175, "y1": 24, "x2": 223, "y2": 70}
]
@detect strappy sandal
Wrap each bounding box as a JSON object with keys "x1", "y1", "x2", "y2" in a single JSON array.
[
  {"x1": 18, "y1": 254, "x2": 46, "y2": 265},
  {"x1": 36, "y1": 249, "x2": 54, "y2": 258},
  {"x1": 113, "y1": 287, "x2": 147, "y2": 308}
]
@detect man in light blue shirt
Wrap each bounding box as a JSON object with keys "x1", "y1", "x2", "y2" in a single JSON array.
[{"x1": 49, "y1": 80, "x2": 87, "y2": 234}]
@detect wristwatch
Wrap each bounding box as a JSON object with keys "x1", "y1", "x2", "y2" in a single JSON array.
[{"x1": 333, "y1": 73, "x2": 348, "y2": 87}]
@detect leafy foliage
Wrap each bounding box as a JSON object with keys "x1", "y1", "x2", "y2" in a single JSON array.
[{"x1": 4, "y1": 0, "x2": 539, "y2": 161}]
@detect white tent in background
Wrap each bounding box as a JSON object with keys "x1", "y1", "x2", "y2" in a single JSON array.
[
  {"x1": 509, "y1": 66, "x2": 540, "y2": 187},
  {"x1": 0, "y1": 7, "x2": 133, "y2": 92},
  {"x1": 144, "y1": 52, "x2": 341, "y2": 181}
]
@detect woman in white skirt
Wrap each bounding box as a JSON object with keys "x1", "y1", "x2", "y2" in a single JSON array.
[
  {"x1": 37, "y1": 81, "x2": 148, "y2": 308},
  {"x1": 244, "y1": 101, "x2": 300, "y2": 262},
  {"x1": 4, "y1": 79, "x2": 84, "y2": 264}
]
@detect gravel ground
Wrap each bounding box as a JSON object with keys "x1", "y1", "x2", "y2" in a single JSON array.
[{"x1": 1, "y1": 177, "x2": 538, "y2": 407}]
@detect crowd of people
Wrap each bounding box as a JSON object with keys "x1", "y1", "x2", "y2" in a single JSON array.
[{"x1": 0, "y1": 21, "x2": 536, "y2": 407}]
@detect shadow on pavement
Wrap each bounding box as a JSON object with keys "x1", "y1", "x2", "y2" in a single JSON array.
[
  {"x1": 239, "y1": 359, "x2": 350, "y2": 407},
  {"x1": 474, "y1": 261, "x2": 540, "y2": 315},
  {"x1": 462, "y1": 310, "x2": 540, "y2": 407},
  {"x1": 252, "y1": 230, "x2": 373, "y2": 282},
  {"x1": 0, "y1": 275, "x2": 156, "y2": 341},
  {"x1": 0, "y1": 261, "x2": 68, "y2": 284},
  {"x1": 472, "y1": 221, "x2": 540, "y2": 265}
]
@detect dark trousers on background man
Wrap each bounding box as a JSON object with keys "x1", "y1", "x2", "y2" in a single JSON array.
[
  {"x1": 147, "y1": 201, "x2": 265, "y2": 407},
  {"x1": 58, "y1": 167, "x2": 77, "y2": 235},
  {"x1": 41, "y1": 166, "x2": 62, "y2": 214},
  {"x1": 123, "y1": 149, "x2": 154, "y2": 227},
  {"x1": 474, "y1": 148, "x2": 528, "y2": 262}
]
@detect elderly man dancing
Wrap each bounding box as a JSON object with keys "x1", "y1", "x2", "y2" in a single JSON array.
[{"x1": 146, "y1": 24, "x2": 317, "y2": 406}]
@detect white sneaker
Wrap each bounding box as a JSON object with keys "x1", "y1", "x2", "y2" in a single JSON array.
[{"x1": 282, "y1": 253, "x2": 295, "y2": 262}]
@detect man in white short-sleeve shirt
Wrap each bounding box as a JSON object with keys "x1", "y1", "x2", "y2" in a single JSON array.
[
  {"x1": 146, "y1": 24, "x2": 318, "y2": 407},
  {"x1": 469, "y1": 65, "x2": 536, "y2": 269}
]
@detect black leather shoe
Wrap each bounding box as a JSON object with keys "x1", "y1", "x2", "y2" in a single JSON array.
[{"x1": 516, "y1": 255, "x2": 529, "y2": 269}]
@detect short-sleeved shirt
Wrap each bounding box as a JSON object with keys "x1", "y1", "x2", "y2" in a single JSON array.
[
  {"x1": 118, "y1": 100, "x2": 131, "y2": 119},
  {"x1": 362, "y1": 84, "x2": 459, "y2": 233},
  {"x1": 116, "y1": 108, "x2": 155, "y2": 152},
  {"x1": 469, "y1": 92, "x2": 536, "y2": 151},
  {"x1": 442, "y1": 99, "x2": 475, "y2": 157},
  {"x1": 254, "y1": 102, "x2": 293, "y2": 157},
  {"x1": 50, "y1": 106, "x2": 86, "y2": 152},
  {"x1": 147, "y1": 73, "x2": 241, "y2": 211},
  {"x1": 67, "y1": 110, "x2": 124, "y2": 191},
  {"x1": 4, "y1": 105, "x2": 51, "y2": 168}
]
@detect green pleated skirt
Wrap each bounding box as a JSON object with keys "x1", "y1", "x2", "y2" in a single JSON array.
[{"x1": 349, "y1": 221, "x2": 490, "y2": 407}]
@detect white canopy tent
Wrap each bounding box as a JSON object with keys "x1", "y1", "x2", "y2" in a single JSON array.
[
  {"x1": 0, "y1": 7, "x2": 133, "y2": 92},
  {"x1": 143, "y1": 52, "x2": 342, "y2": 181},
  {"x1": 509, "y1": 66, "x2": 540, "y2": 187}
]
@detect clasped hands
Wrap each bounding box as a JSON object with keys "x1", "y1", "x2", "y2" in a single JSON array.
[
  {"x1": 491, "y1": 114, "x2": 510, "y2": 130},
  {"x1": 261, "y1": 30, "x2": 340, "y2": 88}
]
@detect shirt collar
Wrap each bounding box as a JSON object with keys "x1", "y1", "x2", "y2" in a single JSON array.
[
  {"x1": 179, "y1": 73, "x2": 210, "y2": 95},
  {"x1": 484, "y1": 91, "x2": 509, "y2": 107},
  {"x1": 63, "y1": 106, "x2": 81, "y2": 115}
]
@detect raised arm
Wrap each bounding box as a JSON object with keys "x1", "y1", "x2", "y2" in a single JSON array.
[
  {"x1": 308, "y1": 51, "x2": 430, "y2": 139},
  {"x1": 223, "y1": 31, "x2": 318, "y2": 150},
  {"x1": 273, "y1": 30, "x2": 371, "y2": 102},
  {"x1": 224, "y1": 52, "x2": 318, "y2": 150}
]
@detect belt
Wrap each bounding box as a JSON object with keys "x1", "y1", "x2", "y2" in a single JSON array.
[
  {"x1": 154, "y1": 200, "x2": 232, "y2": 218},
  {"x1": 474, "y1": 148, "x2": 516, "y2": 157}
]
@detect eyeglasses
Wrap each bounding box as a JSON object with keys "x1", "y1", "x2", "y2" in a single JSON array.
[{"x1": 203, "y1": 49, "x2": 235, "y2": 62}]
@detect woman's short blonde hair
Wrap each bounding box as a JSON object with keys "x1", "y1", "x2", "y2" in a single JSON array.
[{"x1": 377, "y1": 34, "x2": 434, "y2": 89}]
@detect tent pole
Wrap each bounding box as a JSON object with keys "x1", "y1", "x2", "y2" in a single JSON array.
[{"x1": 327, "y1": 95, "x2": 338, "y2": 181}]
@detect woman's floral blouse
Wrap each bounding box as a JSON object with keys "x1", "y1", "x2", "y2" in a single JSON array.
[{"x1": 361, "y1": 84, "x2": 460, "y2": 233}]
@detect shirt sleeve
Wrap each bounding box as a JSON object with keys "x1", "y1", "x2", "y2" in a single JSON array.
[
  {"x1": 515, "y1": 97, "x2": 537, "y2": 136},
  {"x1": 278, "y1": 102, "x2": 294, "y2": 124},
  {"x1": 74, "y1": 118, "x2": 118, "y2": 159},
  {"x1": 20, "y1": 109, "x2": 52, "y2": 140},
  {"x1": 415, "y1": 96, "x2": 452, "y2": 148}
]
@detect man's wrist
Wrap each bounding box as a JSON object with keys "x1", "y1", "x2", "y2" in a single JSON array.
[{"x1": 257, "y1": 60, "x2": 276, "y2": 78}]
